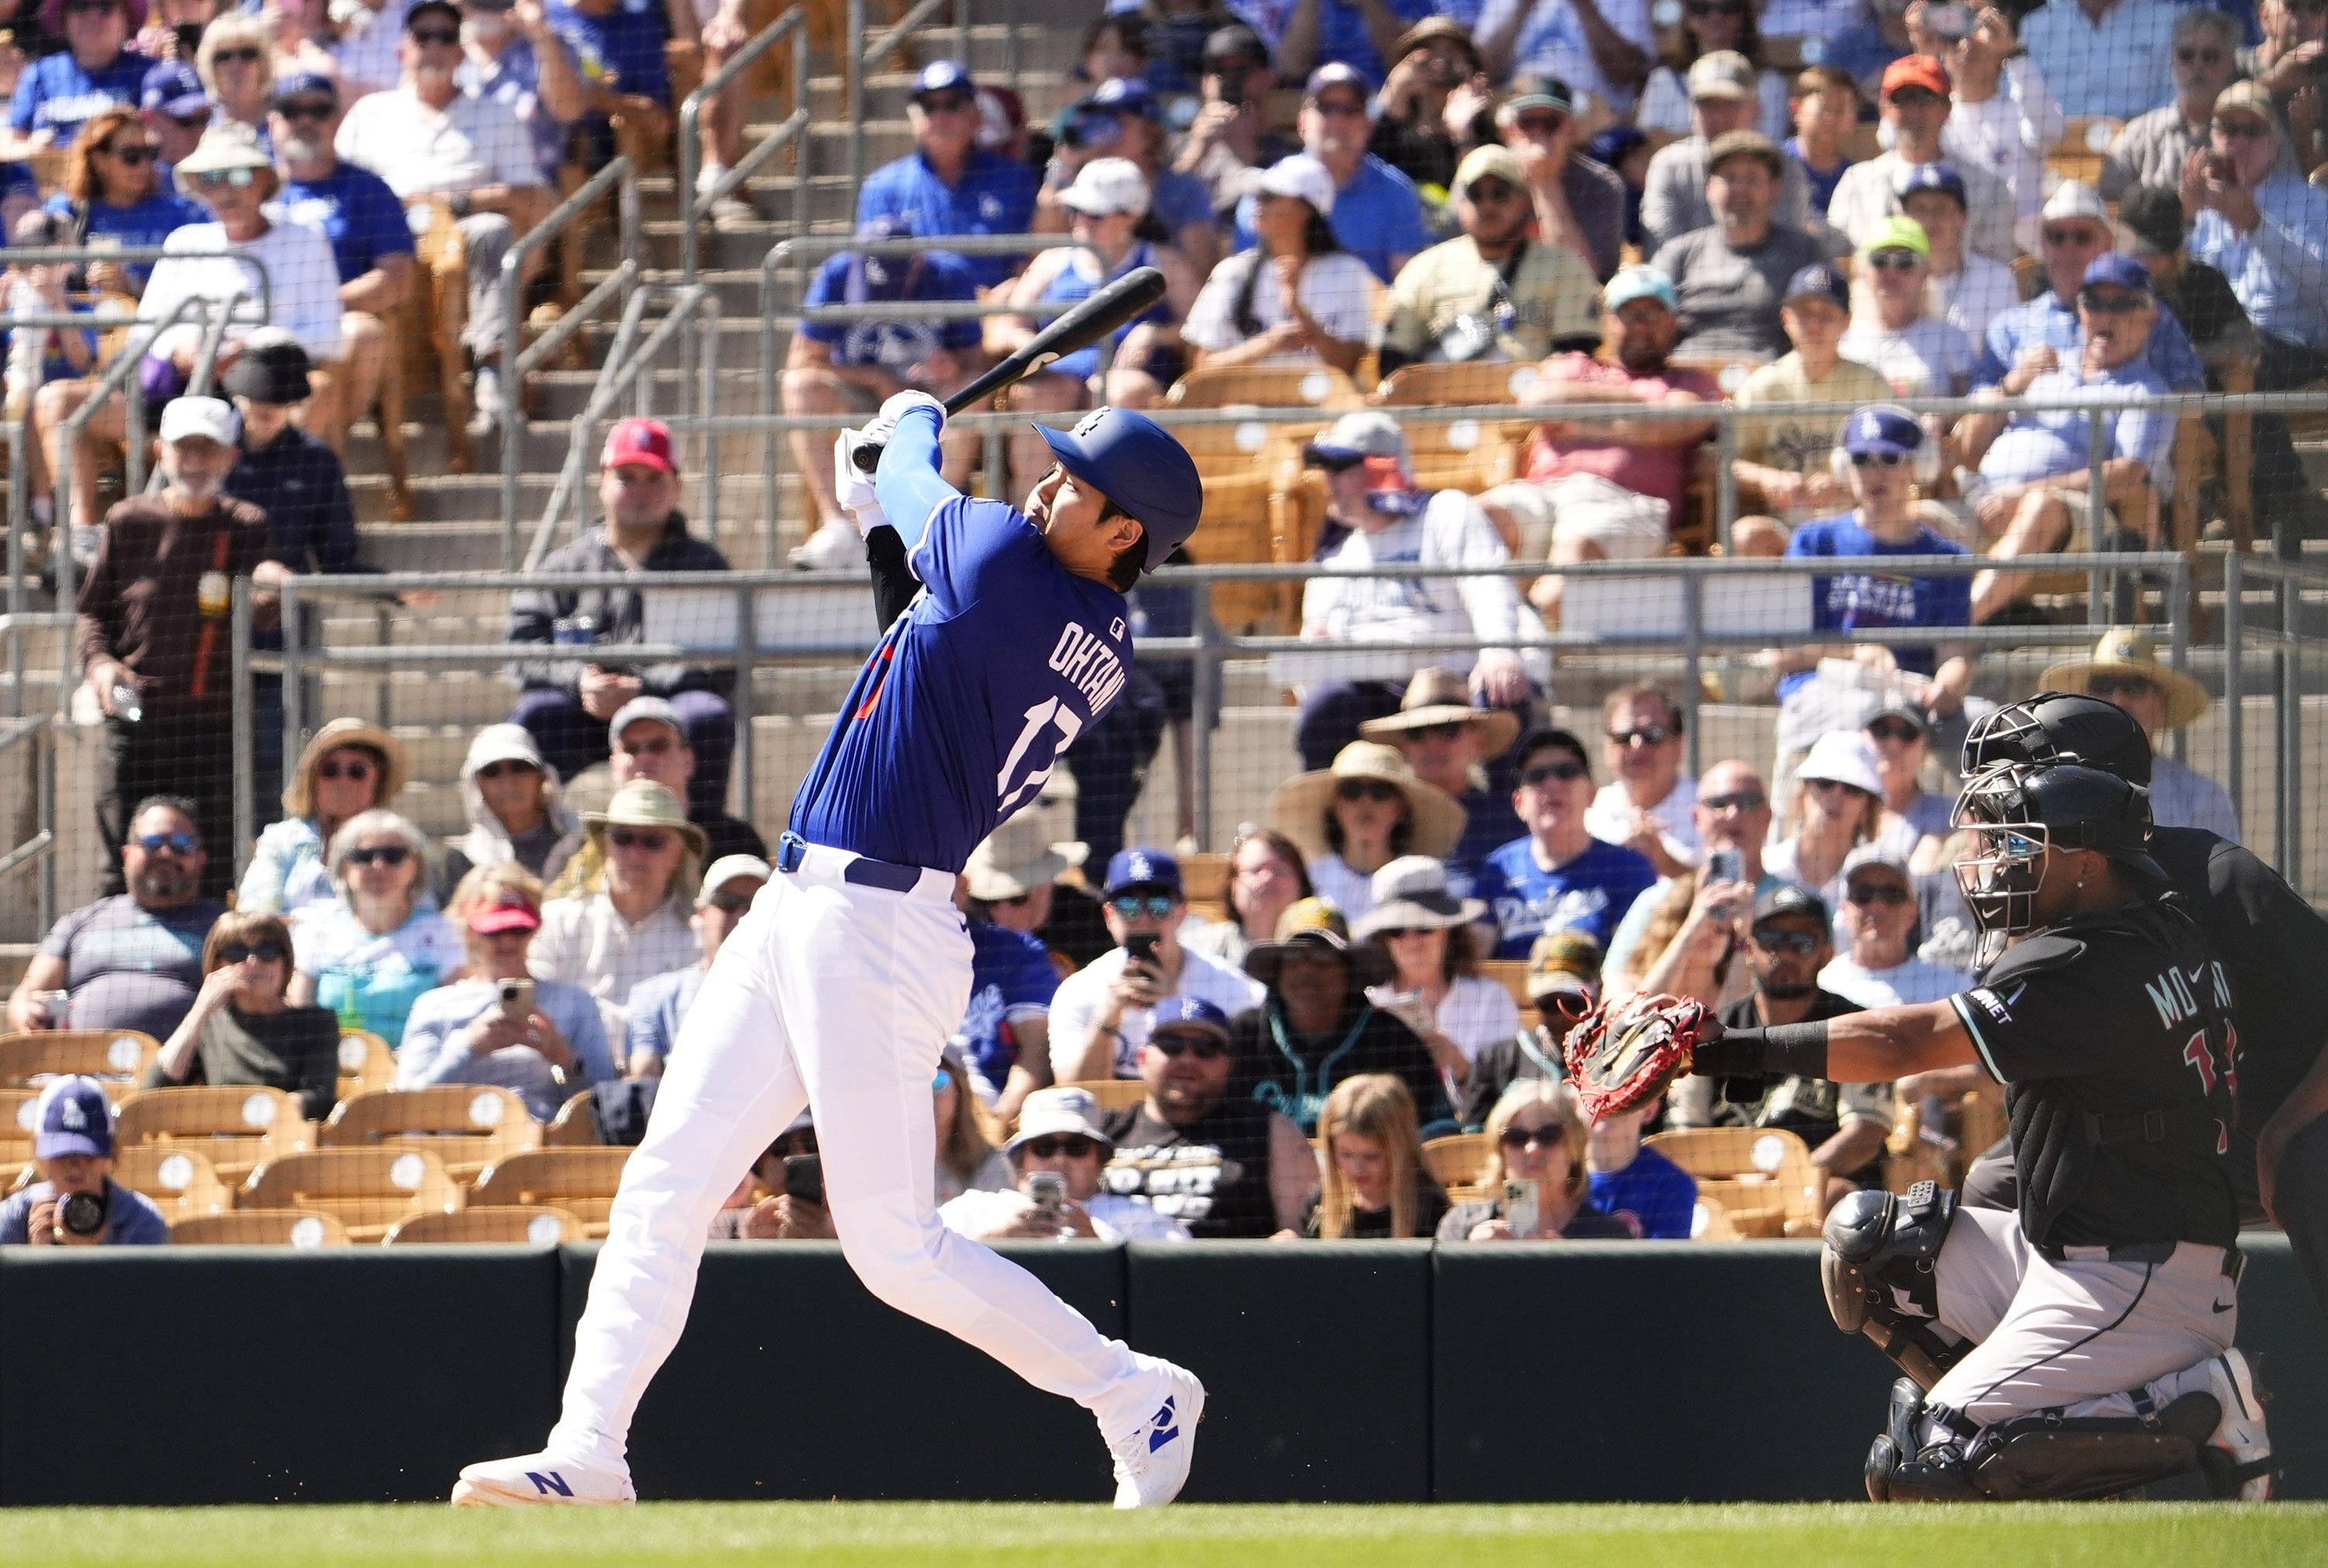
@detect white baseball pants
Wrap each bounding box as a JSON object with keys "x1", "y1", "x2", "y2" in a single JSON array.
[
  {"x1": 550, "y1": 843, "x2": 1142, "y2": 1463},
  {"x1": 1923, "y1": 1205, "x2": 2237, "y2": 1437}
]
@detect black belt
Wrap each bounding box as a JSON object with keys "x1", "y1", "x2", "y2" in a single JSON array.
[
  {"x1": 774, "y1": 830, "x2": 924, "y2": 894},
  {"x1": 2039, "y1": 1239, "x2": 2242, "y2": 1278}
]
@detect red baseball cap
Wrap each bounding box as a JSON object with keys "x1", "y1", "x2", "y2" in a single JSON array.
[
  {"x1": 469, "y1": 892, "x2": 542, "y2": 935},
  {"x1": 1882, "y1": 54, "x2": 1951, "y2": 99},
  {"x1": 601, "y1": 417, "x2": 677, "y2": 476}
]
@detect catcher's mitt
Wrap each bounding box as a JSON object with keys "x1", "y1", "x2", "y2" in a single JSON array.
[{"x1": 1562, "y1": 992, "x2": 1717, "y2": 1121}]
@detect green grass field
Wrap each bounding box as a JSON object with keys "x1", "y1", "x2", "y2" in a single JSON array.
[{"x1": 0, "y1": 1501, "x2": 2321, "y2": 1567}]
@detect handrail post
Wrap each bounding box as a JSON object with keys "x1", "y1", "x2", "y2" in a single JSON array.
[
  {"x1": 847, "y1": 0, "x2": 866, "y2": 199},
  {"x1": 2277, "y1": 566, "x2": 2299, "y2": 883},
  {"x1": 1681, "y1": 569, "x2": 1703, "y2": 782},
  {"x1": 2224, "y1": 549, "x2": 2243, "y2": 832},
  {"x1": 732, "y1": 580, "x2": 757, "y2": 822},
  {"x1": 1191, "y1": 583, "x2": 1217, "y2": 849},
  {"x1": 2167, "y1": 554, "x2": 2189, "y2": 765},
  {"x1": 281, "y1": 576, "x2": 306, "y2": 784},
  {"x1": 230, "y1": 578, "x2": 255, "y2": 884}
]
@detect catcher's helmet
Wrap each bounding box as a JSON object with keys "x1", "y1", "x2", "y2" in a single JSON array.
[
  {"x1": 1960, "y1": 691, "x2": 2153, "y2": 784},
  {"x1": 1952, "y1": 761, "x2": 2165, "y2": 943}
]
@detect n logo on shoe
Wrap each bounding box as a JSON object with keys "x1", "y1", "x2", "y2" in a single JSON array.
[
  {"x1": 1148, "y1": 1397, "x2": 1180, "y2": 1453},
  {"x1": 527, "y1": 1471, "x2": 573, "y2": 1497}
]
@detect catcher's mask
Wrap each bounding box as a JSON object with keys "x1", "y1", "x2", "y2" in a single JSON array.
[
  {"x1": 1952, "y1": 761, "x2": 2163, "y2": 957},
  {"x1": 1959, "y1": 691, "x2": 2153, "y2": 784}
]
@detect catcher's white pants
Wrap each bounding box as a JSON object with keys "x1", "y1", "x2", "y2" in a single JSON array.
[
  {"x1": 551, "y1": 843, "x2": 1142, "y2": 1462},
  {"x1": 1922, "y1": 1205, "x2": 2237, "y2": 1438}
]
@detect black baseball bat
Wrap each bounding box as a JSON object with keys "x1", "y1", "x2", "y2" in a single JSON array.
[{"x1": 848, "y1": 265, "x2": 1168, "y2": 472}]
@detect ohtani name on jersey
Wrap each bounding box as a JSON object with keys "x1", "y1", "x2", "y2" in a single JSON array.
[
  {"x1": 1047, "y1": 621, "x2": 1126, "y2": 712},
  {"x1": 2146, "y1": 959, "x2": 2233, "y2": 1030}
]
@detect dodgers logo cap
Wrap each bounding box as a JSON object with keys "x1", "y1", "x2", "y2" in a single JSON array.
[
  {"x1": 1036, "y1": 407, "x2": 1205, "y2": 564},
  {"x1": 34, "y1": 1075, "x2": 114, "y2": 1160},
  {"x1": 1150, "y1": 995, "x2": 1232, "y2": 1040},
  {"x1": 1103, "y1": 846, "x2": 1183, "y2": 897},
  {"x1": 1841, "y1": 403, "x2": 1924, "y2": 458}
]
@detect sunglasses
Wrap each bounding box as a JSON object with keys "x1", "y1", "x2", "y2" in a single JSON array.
[
  {"x1": 345, "y1": 844, "x2": 412, "y2": 867},
  {"x1": 64, "y1": 0, "x2": 120, "y2": 15},
  {"x1": 1868, "y1": 250, "x2": 1923, "y2": 272},
  {"x1": 1498, "y1": 1123, "x2": 1567, "y2": 1150},
  {"x1": 1110, "y1": 892, "x2": 1177, "y2": 922},
  {"x1": 2177, "y1": 46, "x2": 2228, "y2": 63},
  {"x1": 317, "y1": 757, "x2": 375, "y2": 781},
  {"x1": 2079, "y1": 292, "x2": 2150, "y2": 313},
  {"x1": 168, "y1": 109, "x2": 211, "y2": 130},
  {"x1": 1404, "y1": 722, "x2": 1469, "y2": 742},
  {"x1": 1850, "y1": 450, "x2": 1908, "y2": 468},
  {"x1": 1312, "y1": 96, "x2": 1368, "y2": 117},
  {"x1": 707, "y1": 890, "x2": 753, "y2": 914},
  {"x1": 2087, "y1": 674, "x2": 2157, "y2": 701},
  {"x1": 1024, "y1": 1135, "x2": 1100, "y2": 1159},
  {"x1": 474, "y1": 760, "x2": 536, "y2": 781},
  {"x1": 1335, "y1": 779, "x2": 1404, "y2": 804},
  {"x1": 1888, "y1": 88, "x2": 1943, "y2": 108},
  {"x1": 1464, "y1": 178, "x2": 1524, "y2": 204},
  {"x1": 193, "y1": 168, "x2": 259, "y2": 189},
  {"x1": 1702, "y1": 791, "x2": 1767, "y2": 811},
  {"x1": 410, "y1": 26, "x2": 461, "y2": 44},
  {"x1": 608, "y1": 828, "x2": 674, "y2": 851},
  {"x1": 1520, "y1": 760, "x2": 1588, "y2": 786},
  {"x1": 1513, "y1": 112, "x2": 1566, "y2": 136},
  {"x1": 1688, "y1": 0, "x2": 1744, "y2": 11},
  {"x1": 1152, "y1": 1031, "x2": 1227, "y2": 1060},
  {"x1": 1751, "y1": 929, "x2": 1823, "y2": 956},
  {"x1": 132, "y1": 830, "x2": 199, "y2": 855},
  {"x1": 1607, "y1": 725, "x2": 1672, "y2": 747},
  {"x1": 102, "y1": 143, "x2": 155, "y2": 164},
  {"x1": 1374, "y1": 926, "x2": 1438, "y2": 942},
  {"x1": 1807, "y1": 777, "x2": 1873, "y2": 798},
  {"x1": 2042, "y1": 225, "x2": 2105, "y2": 246},
  {"x1": 915, "y1": 91, "x2": 975, "y2": 112},
  {"x1": 211, "y1": 46, "x2": 262, "y2": 64},
  {"x1": 275, "y1": 99, "x2": 336, "y2": 121},
  {"x1": 1844, "y1": 881, "x2": 1914, "y2": 905},
  {"x1": 2215, "y1": 119, "x2": 2273, "y2": 140},
  {"x1": 1866, "y1": 718, "x2": 1923, "y2": 743},
  {"x1": 220, "y1": 940, "x2": 288, "y2": 964}
]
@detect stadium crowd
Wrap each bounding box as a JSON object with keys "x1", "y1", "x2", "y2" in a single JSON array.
[{"x1": 0, "y1": 0, "x2": 2319, "y2": 1249}]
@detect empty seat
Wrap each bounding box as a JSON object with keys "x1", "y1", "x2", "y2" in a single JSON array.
[
  {"x1": 113, "y1": 1144, "x2": 235, "y2": 1222},
  {"x1": 114, "y1": 1085, "x2": 312, "y2": 1185},
  {"x1": 1644, "y1": 1126, "x2": 1823, "y2": 1238},
  {"x1": 544, "y1": 1089, "x2": 605, "y2": 1147},
  {"x1": 322, "y1": 1085, "x2": 542, "y2": 1182},
  {"x1": 0, "y1": 1030, "x2": 160, "y2": 1089},
  {"x1": 384, "y1": 1205, "x2": 584, "y2": 1245},
  {"x1": 1421, "y1": 1131, "x2": 1491, "y2": 1189},
  {"x1": 1058, "y1": 1079, "x2": 1147, "y2": 1113},
  {"x1": 334, "y1": 1030, "x2": 396, "y2": 1101},
  {"x1": 469, "y1": 1147, "x2": 632, "y2": 1237},
  {"x1": 0, "y1": 1087, "x2": 40, "y2": 1169},
  {"x1": 172, "y1": 1209, "x2": 352, "y2": 1248},
  {"x1": 243, "y1": 1147, "x2": 464, "y2": 1243}
]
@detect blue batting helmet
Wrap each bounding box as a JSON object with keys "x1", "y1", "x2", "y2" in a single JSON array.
[{"x1": 1036, "y1": 407, "x2": 1204, "y2": 566}]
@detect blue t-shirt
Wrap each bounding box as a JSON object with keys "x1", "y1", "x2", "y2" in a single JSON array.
[
  {"x1": 1780, "y1": 514, "x2": 1971, "y2": 700},
  {"x1": 954, "y1": 922, "x2": 1060, "y2": 1096},
  {"x1": 1446, "y1": 784, "x2": 1523, "y2": 899},
  {"x1": 1472, "y1": 835, "x2": 1658, "y2": 959},
  {"x1": 1587, "y1": 1144, "x2": 1697, "y2": 1239},
  {"x1": 1232, "y1": 153, "x2": 1430, "y2": 284},
  {"x1": 1301, "y1": 0, "x2": 1434, "y2": 85},
  {"x1": 788, "y1": 407, "x2": 1136, "y2": 872},
  {"x1": 550, "y1": 0, "x2": 670, "y2": 106},
  {"x1": 855, "y1": 148, "x2": 1041, "y2": 290},
  {"x1": 623, "y1": 961, "x2": 705, "y2": 1069},
  {"x1": 0, "y1": 1179, "x2": 171, "y2": 1244},
  {"x1": 276, "y1": 162, "x2": 417, "y2": 286},
  {"x1": 9, "y1": 48, "x2": 152, "y2": 144},
  {"x1": 1782, "y1": 135, "x2": 1852, "y2": 215},
  {"x1": 1973, "y1": 290, "x2": 2206, "y2": 395},
  {"x1": 800, "y1": 247, "x2": 982, "y2": 372}
]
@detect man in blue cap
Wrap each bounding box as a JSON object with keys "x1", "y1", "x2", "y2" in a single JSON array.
[
  {"x1": 0, "y1": 1077, "x2": 169, "y2": 1246},
  {"x1": 855, "y1": 60, "x2": 1040, "y2": 291},
  {"x1": 456, "y1": 393, "x2": 1211, "y2": 1511},
  {"x1": 1956, "y1": 252, "x2": 2177, "y2": 624}
]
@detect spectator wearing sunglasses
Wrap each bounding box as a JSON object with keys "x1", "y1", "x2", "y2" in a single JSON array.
[
  {"x1": 438, "y1": 722, "x2": 585, "y2": 907},
  {"x1": 621, "y1": 853, "x2": 767, "y2": 1078},
  {"x1": 1499, "y1": 77, "x2": 1627, "y2": 283},
  {"x1": 240, "y1": 716, "x2": 408, "y2": 919},
  {"x1": 288, "y1": 808, "x2": 462, "y2": 1047},
  {"x1": 942, "y1": 1087, "x2": 1190, "y2": 1241},
  {"x1": 6, "y1": 796, "x2": 224, "y2": 1037},
  {"x1": 1439, "y1": 1080, "x2": 1630, "y2": 1240},
  {"x1": 1471, "y1": 726, "x2": 1657, "y2": 960},
  {"x1": 1354, "y1": 669, "x2": 1523, "y2": 896},
  {"x1": 1766, "y1": 729, "x2": 1886, "y2": 921},
  {"x1": 603, "y1": 696, "x2": 763, "y2": 866},
  {"x1": 139, "y1": 57, "x2": 209, "y2": 168},
  {"x1": 2101, "y1": 9, "x2": 2239, "y2": 202},
  {"x1": 399, "y1": 863, "x2": 617, "y2": 1119},
  {"x1": 1456, "y1": 927, "x2": 1599, "y2": 1128},
  {"x1": 197, "y1": 12, "x2": 273, "y2": 137},
  {"x1": 44, "y1": 101, "x2": 202, "y2": 296},
  {"x1": 1101, "y1": 995, "x2": 1313, "y2": 1238},
  {"x1": 1584, "y1": 684, "x2": 1699, "y2": 878},
  {"x1": 2042, "y1": 628, "x2": 2241, "y2": 841},
  {"x1": 531, "y1": 779, "x2": 703, "y2": 1044},
  {"x1": 1269, "y1": 739, "x2": 1467, "y2": 925},
  {"x1": 1838, "y1": 216, "x2": 1973, "y2": 400},
  {"x1": 1048, "y1": 848, "x2": 1263, "y2": 1084},
  {"x1": 854, "y1": 61, "x2": 1038, "y2": 292},
  {"x1": 146, "y1": 909, "x2": 341, "y2": 1118},
  {"x1": 1603, "y1": 759, "x2": 1775, "y2": 1009},
  {"x1": 1860, "y1": 692, "x2": 1952, "y2": 867},
  {"x1": 3, "y1": 0, "x2": 154, "y2": 158},
  {"x1": 1817, "y1": 843, "x2": 1969, "y2": 1007},
  {"x1": 1356, "y1": 855, "x2": 1516, "y2": 1091},
  {"x1": 1677, "y1": 881, "x2": 1887, "y2": 1211}
]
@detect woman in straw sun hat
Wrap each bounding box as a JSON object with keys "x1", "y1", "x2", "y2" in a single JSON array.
[
  {"x1": 1356, "y1": 666, "x2": 1524, "y2": 891},
  {"x1": 533, "y1": 780, "x2": 707, "y2": 1042},
  {"x1": 239, "y1": 715, "x2": 408, "y2": 919},
  {"x1": 2040, "y1": 628, "x2": 2237, "y2": 839},
  {"x1": 1355, "y1": 854, "x2": 1517, "y2": 1093},
  {"x1": 1268, "y1": 740, "x2": 1467, "y2": 924}
]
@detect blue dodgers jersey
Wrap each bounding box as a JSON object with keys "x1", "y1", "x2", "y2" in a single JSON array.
[
  {"x1": 788, "y1": 494, "x2": 1135, "y2": 873},
  {"x1": 954, "y1": 922, "x2": 1062, "y2": 1094}
]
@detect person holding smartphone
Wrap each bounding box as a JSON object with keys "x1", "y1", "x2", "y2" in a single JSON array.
[
  {"x1": 940, "y1": 1088, "x2": 1190, "y2": 1241},
  {"x1": 1436, "y1": 1080, "x2": 1631, "y2": 1240}
]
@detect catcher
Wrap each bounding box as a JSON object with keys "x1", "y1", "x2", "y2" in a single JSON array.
[{"x1": 1568, "y1": 760, "x2": 2273, "y2": 1502}]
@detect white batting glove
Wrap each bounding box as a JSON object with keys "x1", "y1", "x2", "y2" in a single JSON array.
[
  {"x1": 834, "y1": 420, "x2": 892, "y2": 536},
  {"x1": 877, "y1": 389, "x2": 946, "y2": 430}
]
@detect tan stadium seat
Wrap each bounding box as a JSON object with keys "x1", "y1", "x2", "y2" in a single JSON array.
[
  {"x1": 1645, "y1": 1126, "x2": 1824, "y2": 1238},
  {"x1": 1689, "y1": 1198, "x2": 1742, "y2": 1241},
  {"x1": 470, "y1": 1147, "x2": 632, "y2": 1237},
  {"x1": 114, "y1": 1085, "x2": 313, "y2": 1186},
  {"x1": 384, "y1": 1205, "x2": 584, "y2": 1245},
  {"x1": 0, "y1": 1030, "x2": 160, "y2": 1089},
  {"x1": 1369, "y1": 361, "x2": 1530, "y2": 497},
  {"x1": 1058, "y1": 1079, "x2": 1147, "y2": 1114},
  {"x1": 1421, "y1": 1131, "x2": 1491, "y2": 1190},
  {"x1": 1179, "y1": 851, "x2": 1232, "y2": 924},
  {"x1": 0, "y1": 1087, "x2": 40, "y2": 1169},
  {"x1": 113, "y1": 1144, "x2": 234, "y2": 1223},
  {"x1": 322, "y1": 1085, "x2": 542, "y2": 1184},
  {"x1": 243, "y1": 1147, "x2": 463, "y2": 1243},
  {"x1": 335, "y1": 1030, "x2": 396, "y2": 1102},
  {"x1": 1161, "y1": 419, "x2": 1313, "y2": 633},
  {"x1": 1477, "y1": 961, "x2": 1533, "y2": 1014},
  {"x1": 544, "y1": 1089, "x2": 605, "y2": 1147},
  {"x1": 1168, "y1": 362, "x2": 1364, "y2": 413},
  {"x1": 172, "y1": 1209, "x2": 352, "y2": 1248}
]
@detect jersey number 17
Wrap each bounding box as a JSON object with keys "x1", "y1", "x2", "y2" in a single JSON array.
[{"x1": 997, "y1": 697, "x2": 1084, "y2": 816}]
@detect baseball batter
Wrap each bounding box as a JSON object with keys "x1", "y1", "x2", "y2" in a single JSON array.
[
  {"x1": 1689, "y1": 759, "x2": 2272, "y2": 1501},
  {"x1": 452, "y1": 395, "x2": 1210, "y2": 1508}
]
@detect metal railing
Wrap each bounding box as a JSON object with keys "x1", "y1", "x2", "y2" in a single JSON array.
[
  {"x1": 677, "y1": 6, "x2": 812, "y2": 283},
  {"x1": 2221, "y1": 552, "x2": 2328, "y2": 898},
  {"x1": 499, "y1": 153, "x2": 644, "y2": 563},
  {"x1": 846, "y1": 0, "x2": 969, "y2": 199},
  {"x1": 0, "y1": 711, "x2": 58, "y2": 936}
]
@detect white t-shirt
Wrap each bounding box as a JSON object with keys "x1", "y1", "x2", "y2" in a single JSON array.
[
  {"x1": 1278, "y1": 490, "x2": 1534, "y2": 687},
  {"x1": 1469, "y1": 0, "x2": 1655, "y2": 113},
  {"x1": 137, "y1": 219, "x2": 345, "y2": 364},
  {"x1": 1183, "y1": 247, "x2": 1376, "y2": 364},
  {"x1": 938, "y1": 1185, "x2": 1190, "y2": 1242},
  {"x1": 334, "y1": 83, "x2": 542, "y2": 198},
  {"x1": 328, "y1": 0, "x2": 414, "y2": 95},
  {"x1": 1584, "y1": 777, "x2": 1701, "y2": 869},
  {"x1": 1819, "y1": 952, "x2": 1970, "y2": 1007},
  {"x1": 1305, "y1": 853, "x2": 1378, "y2": 925},
  {"x1": 1047, "y1": 943, "x2": 1265, "y2": 1081},
  {"x1": 1930, "y1": 254, "x2": 2020, "y2": 356},
  {"x1": 1840, "y1": 313, "x2": 1975, "y2": 400},
  {"x1": 1370, "y1": 974, "x2": 1519, "y2": 1064}
]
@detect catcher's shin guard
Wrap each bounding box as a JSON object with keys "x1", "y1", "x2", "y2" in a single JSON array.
[
  {"x1": 1821, "y1": 1182, "x2": 1971, "y2": 1390},
  {"x1": 1959, "y1": 1393, "x2": 2220, "y2": 1500}
]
